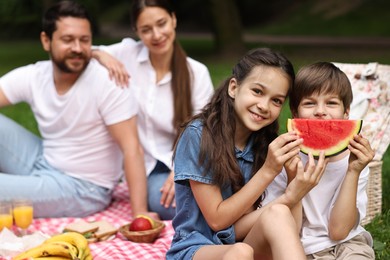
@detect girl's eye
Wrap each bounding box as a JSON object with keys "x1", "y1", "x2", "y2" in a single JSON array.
[
  {"x1": 252, "y1": 88, "x2": 263, "y2": 95},
  {"x1": 273, "y1": 98, "x2": 284, "y2": 107},
  {"x1": 273, "y1": 98, "x2": 284, "y2": 105}
]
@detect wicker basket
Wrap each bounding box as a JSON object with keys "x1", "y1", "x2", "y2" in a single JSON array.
[
  {"x1": 361, "y1": 160, "x2": 383, "y2": 226},
  {"x1": 119, "y1": 220, "x2": 165, "y2": 243}
]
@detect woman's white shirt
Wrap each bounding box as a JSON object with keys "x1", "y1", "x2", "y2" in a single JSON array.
[{"x1": 97, "y1": 38, "x2": 214, "y2": 175}]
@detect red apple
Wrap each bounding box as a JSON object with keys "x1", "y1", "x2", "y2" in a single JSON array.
[{"x1": 129, "y1": 216, "x2": 153, "y2": 231}]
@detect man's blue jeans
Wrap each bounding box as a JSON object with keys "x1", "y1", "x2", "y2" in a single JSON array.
[{"x1": 0, "y1": 114, "x2": 112, "y2": 218}]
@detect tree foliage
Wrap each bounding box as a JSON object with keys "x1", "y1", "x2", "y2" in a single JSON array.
[
  {"x1": 0, "y1": 0, "x2": 42, "y2": 39},
  {"x1": 0, "y1": 0, "x2": 294, "y2": 55}
]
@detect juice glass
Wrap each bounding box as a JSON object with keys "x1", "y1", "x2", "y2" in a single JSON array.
[
  {"x1": 13, "y1": 199, "x2": 33, "y2": 235},
  {"x1": 0, "y1": 201, "x2": 13, "y2": 232}
]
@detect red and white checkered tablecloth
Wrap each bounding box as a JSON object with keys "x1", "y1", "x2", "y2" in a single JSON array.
[{"x1": 1, "y1": 182, "x2": 174, "y2": 260}]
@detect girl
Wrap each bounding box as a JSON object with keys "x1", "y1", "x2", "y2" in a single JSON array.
[
  {"x1": 92, "y1": 0, "x2": 214, "y2": 220},
  {"x1": 167, "y1": 48, "x2": 328, "y2": 260}
]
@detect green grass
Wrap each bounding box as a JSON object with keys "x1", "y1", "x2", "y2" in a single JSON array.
[{"x1": 0, "y1": 38, "x2": 389, "y2": 259}]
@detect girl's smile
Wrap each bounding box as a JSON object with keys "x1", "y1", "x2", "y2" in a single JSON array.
[
  {"x1": 249, "y1": 108, "x2": 269, "y2": 124},
  {"x1": 229, "y1": 65, "x2": 290, "y2": 146}
]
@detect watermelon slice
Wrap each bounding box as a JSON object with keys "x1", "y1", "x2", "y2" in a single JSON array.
[{"x1": 287, "y1": 118, "x2": 363, "y2": 157}]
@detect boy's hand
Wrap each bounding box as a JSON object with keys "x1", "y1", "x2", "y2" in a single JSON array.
[
  {"x1": 284, "y1": 155, "x2": 301, "y2": 184},
  {"x1": 285, "y1": 151, "x2": 328, "y2": 203},
  {"x1": 348, "y1": 134, "x2": 375, "y2": 173}
]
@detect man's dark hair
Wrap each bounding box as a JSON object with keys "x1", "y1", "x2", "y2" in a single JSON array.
[{"x1": 42, "y1": 0, "x2": 91, "y2": 39}]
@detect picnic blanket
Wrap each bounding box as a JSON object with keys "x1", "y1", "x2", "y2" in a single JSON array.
[{"x1": 0, "y1": 181, "x2": 174, "y2": 260}]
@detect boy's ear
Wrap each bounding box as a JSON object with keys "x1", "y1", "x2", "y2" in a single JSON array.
[
  {"x1": 344, "y1": 107, "x2": 350, "y2": 119},
  {"x1": 291, "y1": 110, "x2": 298, "y2": 118},
  {"x1": 228, "y1": 78, "x2": 238, "y2": 98}
]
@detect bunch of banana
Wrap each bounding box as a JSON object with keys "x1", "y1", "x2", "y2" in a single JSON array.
[{"x1": 12, "y1": 232, "x2": 93, "y2": 260}]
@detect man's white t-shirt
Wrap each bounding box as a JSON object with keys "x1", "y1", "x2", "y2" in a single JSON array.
[
  {"x1": 262, "y1": 153, "x2": 373, "y2": 255},
  {"x1": 0, "y1": 59, "x2": 137, "y2": 189},
  {"x1": 97, "y1": 38, "x2": 214, "y2": 175}
]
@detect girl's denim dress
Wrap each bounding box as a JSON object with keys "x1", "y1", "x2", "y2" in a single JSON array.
[{"x1": 166, "y1": 120, "x2": 254, "y2": 259}]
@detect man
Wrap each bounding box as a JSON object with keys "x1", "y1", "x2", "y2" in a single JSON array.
[{"x1": 0, "y1": 1, "x2": 151, "y2": 218}]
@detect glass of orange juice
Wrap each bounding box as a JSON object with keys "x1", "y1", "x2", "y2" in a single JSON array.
[
  {"x1": 0, "y1": 201, "x2": 13, "y2": 232},
  {"x1": 13, "y1": 199, "x2": 34, "y2": 236}
]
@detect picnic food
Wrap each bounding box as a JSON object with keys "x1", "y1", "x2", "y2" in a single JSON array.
[
  {"x1": 136, "y1": 214, "x2": 157, "y2": 228},
  {"x1": 63, "y1": 219, "x2": 118, "y2": 243},
  {"x1": 287, "y1": 118, "x2": 363, "y2": 157},
  {"x1": 63, "y1": 220, "x2": 98, "y2": 237},
  {"x1": 88, "y1": 220, "x2": 118, "y2": 242},
  {"x1": 12, "y1": 231, "x2": 91, "y2": 260},
  {"x1": 13, "y1": 199, "x2": 33, "y2": 236},
  {"x1": 0, "y1": 202, "x2": 13, "y2": 231},
  {"x1": 129, "y1": 215, "x2": 154, "y2": 231},
  {"x1": 0, "y1": 213, "x2": 13, "y2": 231},
  {"x1": 119, "y1": 219, "x2": 165, "y2": 243}
]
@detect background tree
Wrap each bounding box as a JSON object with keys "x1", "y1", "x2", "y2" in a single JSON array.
[
  {"x1": 1, "y1": 0, "x2": 387, "y2": 51},
  {"x1": 207, "y1": 0, "x2": 245, "y2": 56}
]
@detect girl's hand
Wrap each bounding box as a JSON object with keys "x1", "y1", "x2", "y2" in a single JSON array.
[
  {"x1": 285, "y1": 151, "x2": 328, "y2": 204},
  {"x1": 160, "y1": 171, "x2": 176, "y2": 208},
  {"x1": 92, "y1": 49, "x2": 130, "y2": 87},
  {"x1": 263, "y1": 132, "x2": 303, "y2": 177},
  {"x1": 348, "y1": 134, "x2": 375, "y2": 173}
]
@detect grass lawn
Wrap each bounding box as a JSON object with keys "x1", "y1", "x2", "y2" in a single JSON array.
[{"x1": 0, "y1": 38, "x2": 389, "y2": 258}]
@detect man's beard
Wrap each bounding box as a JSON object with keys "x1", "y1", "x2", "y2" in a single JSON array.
[{"x1": 52, "y1": 52, "x2": 90, "y2": 74}]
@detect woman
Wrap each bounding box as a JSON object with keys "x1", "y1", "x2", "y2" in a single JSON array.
[{"x1": 93, "y1": 0, "x2": 214, "y2": 220}]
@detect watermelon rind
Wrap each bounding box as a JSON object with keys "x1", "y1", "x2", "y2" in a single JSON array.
[{"x1": 287, "y1": 118, "x2": 363, "y2": 157}]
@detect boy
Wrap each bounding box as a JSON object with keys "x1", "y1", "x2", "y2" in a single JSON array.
[{"x1": 263, "y1": 62, "x2": 375, "y2": 259}]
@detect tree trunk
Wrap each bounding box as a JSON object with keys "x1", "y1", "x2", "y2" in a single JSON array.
[
  {"x1": 208, "y1": 0, "x2": 246, "y2": 57},
  {"x1": 42, "y1": 0, "x2": 54, "y2": 11}
]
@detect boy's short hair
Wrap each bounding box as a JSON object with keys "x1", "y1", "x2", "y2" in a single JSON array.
[{"x1": 289, "y1": 62, "x2": 353, "y2": 116}]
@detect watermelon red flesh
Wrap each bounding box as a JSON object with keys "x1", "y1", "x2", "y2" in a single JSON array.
[{"x1": 287, "y1": 119, "x2": 363, "y2": 157}]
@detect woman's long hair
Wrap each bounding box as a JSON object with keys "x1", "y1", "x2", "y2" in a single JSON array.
[
  {"x1": 176, "y1": 48, "x2": 295, "y2": 199},
  {"x1": 131, "y1": 0, "x2": 192, "y2": 132}
]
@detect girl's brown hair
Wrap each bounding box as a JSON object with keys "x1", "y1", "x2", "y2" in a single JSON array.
[
  {"x1": 131, "y1": 0, "x2": 192, "y2": 131},
  {"x1": 176, "y1": 48, "x2": 295, "y2": 199}
]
